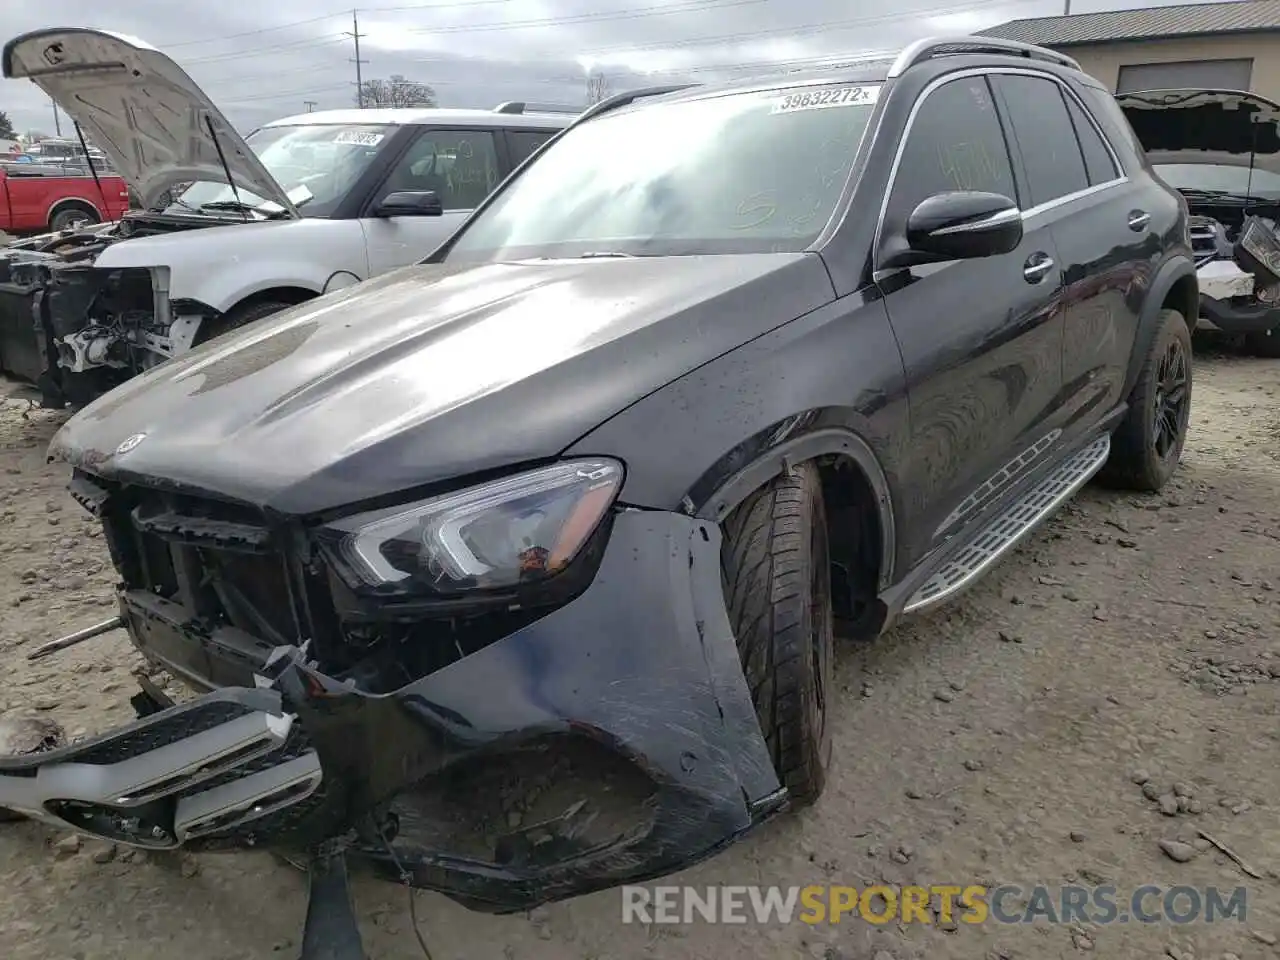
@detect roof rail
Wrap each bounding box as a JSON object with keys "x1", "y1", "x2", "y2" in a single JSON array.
[
  {"x1": 887, "y1": 35, "x2": 1083, "y2": 78},
  {"x1": 576, "y1": 83, "x2": 701, "y2": 124},
  {"x1": 492, "y1": 101, "x2": 582, "y2": 115}
]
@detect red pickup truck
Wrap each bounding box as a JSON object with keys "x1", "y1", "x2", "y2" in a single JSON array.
[{"x1": 0, "y1": 163, "x2": 131, "y2": 233}]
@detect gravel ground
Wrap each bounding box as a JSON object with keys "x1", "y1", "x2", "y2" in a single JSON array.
[{"x1": 0, "y1": 347, "x2": 1278, "y2": 960}]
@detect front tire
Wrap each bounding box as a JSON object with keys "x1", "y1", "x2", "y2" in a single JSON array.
[
  {"x1": 1099, "y1": 308, "x2": 1192, "y2": 491},
  {"x1": 194, "y1": 299, "x2": 296, "y2": 347},
  {"x1": 720, "y1": 461, "x2": 834, "y2": 807}
]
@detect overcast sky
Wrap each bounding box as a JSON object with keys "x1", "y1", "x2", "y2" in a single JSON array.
[{"x1": 0, "y1": 0, "x2": 1222, "y2": 137}]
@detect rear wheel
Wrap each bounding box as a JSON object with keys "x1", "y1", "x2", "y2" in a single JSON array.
[
  {"x1": 48, "y1": 202, "x2": 99, "y2": 232},
  {"x1": 1099, "y1": 308, "x2": 1192, "y2": 491},
  {"x1": 720, "y1": 461, "x2": 834, "y2": 807}
]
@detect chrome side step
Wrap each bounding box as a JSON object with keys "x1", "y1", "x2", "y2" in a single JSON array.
[{"x1": 904, "y1": 435, "x2": 1110, "y2": 614}]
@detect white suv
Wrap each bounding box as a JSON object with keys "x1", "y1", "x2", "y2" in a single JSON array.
[{"x1": 0, "y1": 27, "x2": 576, "y2": 405}]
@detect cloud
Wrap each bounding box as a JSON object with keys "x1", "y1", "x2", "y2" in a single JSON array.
[{"x1": 0, "y1": 0, "x2": 1232, "y2": 137}]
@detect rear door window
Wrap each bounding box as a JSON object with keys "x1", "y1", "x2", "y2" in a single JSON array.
[
  {"x1": 1062, "y1": 92, "x2": 1120, "y2": 186},
  {"x1": 992, "y1": 74, "x2": 1089, "y2": 207}
]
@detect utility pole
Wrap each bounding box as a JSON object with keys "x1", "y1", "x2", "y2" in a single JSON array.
[
  {"x1": 344, "y1": 10, "x2": 368, "y2": 108},
  {"x1": 304, "y1": 100, "x2": 318, "y2": 112},
  {"x1": 50, "y1": 98, "x2": 62, "y2": 136},
  {"x1": 1063, "y1": 0, "x2": 1071, "y2": 13}
]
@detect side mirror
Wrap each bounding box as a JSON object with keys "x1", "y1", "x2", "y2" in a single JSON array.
[
  {"x1": 373, "y1": 190, "x2": 444, "y2": 218},
  {"x1": 903, "y1": 191, "x2": 1023, "y2": 262}
]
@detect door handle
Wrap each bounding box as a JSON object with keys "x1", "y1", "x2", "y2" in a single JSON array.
[
  {"x1": 1023, "y1": 253, "x2": 1055, "y2": 284},
  {"x1": 1128, "y1": 210, "x2": 1151, "y2": 231}
]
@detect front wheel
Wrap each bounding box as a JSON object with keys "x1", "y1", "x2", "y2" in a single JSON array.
[
  {"x1": 720, "y1": 461, "x2": 834, "y2": 807},
  {"x1": 1099, "y1": 308, "x2": 1192, "y2": 491},
  {"x1": 193, "y1": 299, "x2": 296, "y2": 347}
]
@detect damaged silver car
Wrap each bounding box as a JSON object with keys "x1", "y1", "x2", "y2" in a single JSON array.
[
  {"x1": 1119, "y1": 87, "x2": 1280, "y2": 355},
  {"x1": 0, "y1": 28, "x2": 574, "y2": 407}
]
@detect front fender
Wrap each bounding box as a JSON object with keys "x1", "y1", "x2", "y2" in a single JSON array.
[
  {"x1": 563, "y1": 295, "x2": 910, "y2": 584},
  {"x1": 93, "y1": 219, "x2": 370, "y2": 313}
]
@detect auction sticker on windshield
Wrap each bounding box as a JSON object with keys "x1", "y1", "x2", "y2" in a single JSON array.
[
  {"x1": 772, "y1": 86, "x2": 880, "y2": 114},
  {"x1": 333, "y1": 131, "x2": 385, "y2": 146}
]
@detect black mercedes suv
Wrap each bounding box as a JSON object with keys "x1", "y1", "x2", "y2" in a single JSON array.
[{"x1": 2, "y1": 34, "x2": 1196, "y2": 955}]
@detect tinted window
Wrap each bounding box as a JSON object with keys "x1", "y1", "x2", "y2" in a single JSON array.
[
  {"x1": 993, "y1": 75, "x2": 1088, "y2": 207},
  {"x1": 508, "y1": 130, "x2": 557, "y2": 166},
  {"x1": 1079, "y1": 84, "x2": 1144, "y2": 165},
  {"x1": 885, "y1": 76, "x2": 1017, "y2": 227},
  {"x1": 378, "y1": 129, "x2": 500, "y2": 211},
  {"x1": 1063, "y1": 93, "x2": 1119, "y2": 186},
  {"x1": 445, "y1": 82, "x2": 882, "y2": 261}
]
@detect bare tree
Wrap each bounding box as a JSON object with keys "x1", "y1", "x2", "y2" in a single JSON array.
[
  {"x1": 358, "y1": 74, "x2": 438, "y2": 109},
  {"x1": 585, "y1": 71, "x2": 612, "y2": 106}
]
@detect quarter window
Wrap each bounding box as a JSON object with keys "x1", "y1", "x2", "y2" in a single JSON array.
[
  {"x1": 1062, "y1": 92, "x2": 1120, "y2": 186},
  {"x1": 378, "y1": 129, "x2": 501, "y2": 211},
  {"x1": 992, "y1": 75, "x2": 1088, "y2": 207},
  {"x1": 886, "y1": 76, "x2": 1018, "y2": 227}
]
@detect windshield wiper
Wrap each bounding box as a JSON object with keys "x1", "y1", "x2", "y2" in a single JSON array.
[
  {"x1": 166, "y1": 197, "x2": 204, "y2": 215},
  {"x1": 198, "y1": 200, "x2": 289, "y2": 219},
  {"x1": 577, "y1": 251, "x2": 638, "y2": 258},
  {"x1": 1178, "y1": 188, "x2": 1257, "y2": 203}
]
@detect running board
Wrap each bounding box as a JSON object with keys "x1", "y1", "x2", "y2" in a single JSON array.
[{"x1": 904, "y1": 435, "x2": 1110, "y2": 614}]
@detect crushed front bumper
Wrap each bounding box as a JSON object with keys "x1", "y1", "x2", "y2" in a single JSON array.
[
  {"x1": 1198, "y1": 292, "x2": 1280, "y2": 334},
  {"x1": 0, "y1": 511, "x2": 784, "y2": 913}
]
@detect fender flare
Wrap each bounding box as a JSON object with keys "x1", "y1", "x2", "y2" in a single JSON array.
[
  {"x1": 46, "y1": 195, "x2": 102, "y2": 225},
  {"x1": 1124, "y1": 254, "x2": 1197, "y2": 397},
  {"x1": 691, "y1": 424, "x2": 897, "y2": 590}
]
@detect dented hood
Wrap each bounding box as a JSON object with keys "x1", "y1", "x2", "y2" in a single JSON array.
[
  {"x1": 2, "y1": 28, "x2": 298, "y2": 214},
  {"x1": 1117, "y1": 88, "x2": 1280, "y2": 175}
]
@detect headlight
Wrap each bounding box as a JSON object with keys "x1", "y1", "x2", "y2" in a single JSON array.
[{"x1": 320, "y1": 459, "x2": 623, "y2": 596}]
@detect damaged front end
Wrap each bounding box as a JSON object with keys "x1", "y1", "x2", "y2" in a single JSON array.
[
  {"x1": 0, "y1": 466, "x2": 784, "y2": 925},
  {"x1": 1119, "y1": 88, "x2": 1280, "y2": 346},
  {"x1": 0, "y1": 27, "x2": 302, "y2": 406},
  {"x1": 0, "y1": 216, "x2": 224, "y2": 407}
]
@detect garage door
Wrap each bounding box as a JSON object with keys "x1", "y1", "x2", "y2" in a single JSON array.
[{"x1": 1116, "y1": 58, "x2": 1253, "y2": 93}]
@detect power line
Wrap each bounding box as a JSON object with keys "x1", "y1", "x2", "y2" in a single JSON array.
[
  {"x1": 220, "y1": 82, "x2": 352, "y2": 105},
  {"x1": 158, "y1": 1, "x2": 515, "y2": 49},
  {"x1": 403, "y1": 0, "x2": 769, "y2": 35},
  {"x1": 414, "y1": 0, "x2": 1037, "y2": 55},
  {"x1": 183, "y1": 36, "x2": 348, "y2": 65},
  {"x1": 176, "y1": 0, "x2": 770, "y2": 63}
]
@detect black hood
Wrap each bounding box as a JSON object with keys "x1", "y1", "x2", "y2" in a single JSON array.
[
  {"x1": 1116, "y1": 88, "x2": 1280, "y2": 174},
  {"x1": 49, "y1": 254, "x2": 833, "y2": 515}
]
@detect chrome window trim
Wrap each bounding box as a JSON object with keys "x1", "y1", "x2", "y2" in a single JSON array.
[
  {"x1": 872, "y1": 66, "x2": 1129, "y2": 272},
  {"x1": 930, "y1": 205, "x2": 1022, "y2": 236}
]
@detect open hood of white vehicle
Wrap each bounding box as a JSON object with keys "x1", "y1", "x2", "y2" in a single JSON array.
[
  {"x1": 2, "y1": 27, "x2": 298, "y2": 215},
  {"x1": 1116, "y1": 88, "x2": 1280, "y2": 175}
]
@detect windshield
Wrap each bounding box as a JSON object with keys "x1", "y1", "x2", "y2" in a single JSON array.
[
  {"x1": 172, "y1": 123, "x2": 393, "y2": 217},
  {"x1": 1155, "y1": 163, "x2": 1280, "y2": 200},
  {"x1": 444, "y1": 82, "x2": 881, "y2": 261}
]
